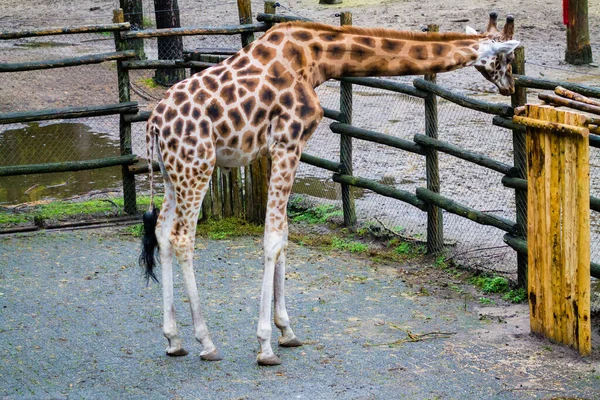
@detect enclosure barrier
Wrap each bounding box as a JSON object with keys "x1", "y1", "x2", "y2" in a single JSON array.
[
  {"x1": 514, "y1": 105, "x2": 591, "y2": 355},
  {"x1": 0, "y1": 20, "x2": 139, "y2": 192},
  {"x1": 2, "y1": 5, "x2": 600, "y2": 285}
]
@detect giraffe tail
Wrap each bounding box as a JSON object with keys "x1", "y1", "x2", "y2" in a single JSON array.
[
  {"x1": 140, "y1": 206, "x2": 160, "y2": 284},
  {"x1": 139, "y1": 123, "x2": 160, "y2": 284}
]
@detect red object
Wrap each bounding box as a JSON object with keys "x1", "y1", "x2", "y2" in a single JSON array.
[{"x1": 563, "y1": 0, "x2": 569, "y2": 25}]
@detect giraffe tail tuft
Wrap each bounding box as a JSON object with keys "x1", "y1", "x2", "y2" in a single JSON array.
[{"x1": 139, "y1": 205, "x2": 160, "y2": 284}]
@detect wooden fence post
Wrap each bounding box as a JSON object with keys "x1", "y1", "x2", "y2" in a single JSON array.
[
  {"x1": 424, "y1": 24, "x2": 443, "y2": 254},
  {"x1": 113, "y1": 8, "x2": 138, "y2": 215},
  {"x1": 511, "y1": 46, "x2": 528, "y2": 288},
  {"x1": 565, "y1": 0, "x2": 593, "y2": 65},
  {"x1": 339, "y1": 11, "x2": 357, "y2": 227},
  {"x1": 236, "y1": 0, "x2": 268, "y2": 223},
  {"x1": 516, "y1": 104, "x2": 591, "y2": 355}
]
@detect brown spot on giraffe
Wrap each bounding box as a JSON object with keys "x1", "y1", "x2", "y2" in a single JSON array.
[
  {"x1": 283, "y1": 42, "x2": 307, "y2": 70},
  {"x1": 220, "y1": 84, "x2": 237, "y2": 105},
  {"x1": 266, "y1": 61, "x2": 294, "y2": 90},
  {"x1": 409, "y1": 45, "x2": 429, "y2": 61},
  {"x1": 252, "y1": 44, "x2": 276, "y2": 65},
  {"x1": 202, "y1": 76, "x2": 219, "y2": 92},
  {"x1": 259, "y1": 85, "x2": 276, "y2": 106}
]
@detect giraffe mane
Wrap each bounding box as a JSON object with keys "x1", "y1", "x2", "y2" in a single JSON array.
[{"x1": 278, "y1": 21, "x2": 486, "y2": 42}]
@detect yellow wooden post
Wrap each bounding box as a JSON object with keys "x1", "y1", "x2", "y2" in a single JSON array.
[{"x1": 513, "y1": 105, "x2": 591, "y2": 355}]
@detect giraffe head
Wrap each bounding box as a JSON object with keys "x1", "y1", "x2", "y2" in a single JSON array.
[{"x1": 467, "y1": 12, "x2": 520, "y2": 95}]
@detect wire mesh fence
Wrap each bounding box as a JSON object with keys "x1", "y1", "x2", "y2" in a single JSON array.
[{"x1": 2, "y1": 6, "x2": 600, "y2": 281}]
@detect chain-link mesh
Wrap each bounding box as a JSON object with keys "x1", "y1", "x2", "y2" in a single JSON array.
[{"x1": 2, "y1": 5, "x2": 600, "y2": 280}]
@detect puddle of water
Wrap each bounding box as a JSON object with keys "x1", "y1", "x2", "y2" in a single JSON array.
[
  {"x1": 293, "y1": 176, "x2": 365, "y2": 201},
  {"x1": 0, "y1": 122, "x2": 122, "y2": 205}
]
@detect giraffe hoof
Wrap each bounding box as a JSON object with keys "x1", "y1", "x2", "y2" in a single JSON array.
[
  {"x1": 278, "y1": 337, "x2": 303, "y2": 347},
  {"x1": 257, "y1": 353, "x2": 282, "y2": 366},
  {"x1": 200, "y1": 350, "x2": 223, "y2": 361},
  {"x1": 166, "y1": 348, "x2": 189, "y2": 357}
]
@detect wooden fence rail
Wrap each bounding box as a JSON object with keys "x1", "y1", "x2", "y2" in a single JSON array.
[{"x1": 0, "y1": 22, "x2": 130, "y2": 40}]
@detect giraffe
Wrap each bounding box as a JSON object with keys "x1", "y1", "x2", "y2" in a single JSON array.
[{"x1": 140, "y1": 12, "x2": 519, "y2": 366}]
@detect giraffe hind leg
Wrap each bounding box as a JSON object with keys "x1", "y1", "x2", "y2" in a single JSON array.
[
  {"x1": 155, "y1": 170, "x2": 188, "y2": 356},
  {"x1": 169, "y1": 161, "x2": 222, "y2": 361}
]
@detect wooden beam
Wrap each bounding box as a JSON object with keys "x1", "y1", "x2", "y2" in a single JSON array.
[
  {"x1": 515, "y1": 75, "x2": 600, "y2": 99},
  {"x1": 0, "y1": 22, "x2": 130, "y2": 40},
  {"x1": 414, "y1": 134, "x2": 512, "y2": 175},
  {"x1": 333, "y1": 174, "x2": 427, "y2": 211},
  {"x1": 0, "y1": 50, "x2": 136, "y2": 72},
  {"x1": 0, "y1": 155, "x2": 137, "y2": 177},
  {"x1": 121, "y1": 23, "x2": 268, "y2": 39},
  {"x1": 0, "y1": 102, "x2": 138, "y2": 124},
  {"x1": 122, "y1": 59, "x2": 216, "y2": 70},
  {"x1": 416, "y1": 187, "x2": 518, "y2": 234},
  {"x1": 330, "y1": 122, "x2": 425, "y2": 155},
  {"x1": 413, "y1": 78, "x2": 513, "y2": 116},
  {"x1": 341, "y1": 77, "x2": 428, "y2": 99}
]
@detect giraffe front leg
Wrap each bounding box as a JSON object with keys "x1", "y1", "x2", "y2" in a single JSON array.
[
  {"x1": 256, "y1": 228, "x2": 283, "y2": 366},
  {"x1": 274, "y1": 220, "x2": 302, "y2": 348}
]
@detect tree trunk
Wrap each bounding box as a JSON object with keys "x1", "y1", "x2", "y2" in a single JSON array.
[
  {"x1": 153, "y1": 0, "x2": 185, "y2": 86},
  {"x1": 565, "y1": 0, "x2": 592, "y2": 65},
  {"x1": 119, "y1": 0, "x2": 146, "y2": 59}
]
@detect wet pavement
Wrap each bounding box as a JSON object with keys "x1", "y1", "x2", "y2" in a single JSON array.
[{"x1": 0, "y1": 228, "x2": 598, "y2": 399}]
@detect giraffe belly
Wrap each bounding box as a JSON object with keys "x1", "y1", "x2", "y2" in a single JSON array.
[{"x1": 215, "y1": 146, "x2": 264, "y2": 168}]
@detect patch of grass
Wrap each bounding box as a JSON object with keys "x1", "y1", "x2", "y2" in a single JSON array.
[
  {"x1": 288, "y1": 199, "x2": 342, "y2": 224},
  {"x1": 469, "y1": 275, "x2": 510, "y2": 294},
  {"x1": 331, "y1": 236, "x2": 368, "y2": 253},
  {"x1": 478, "y1": 297, "x2": 494, "y2": 305},
  {"x1": 0, "y1": 212, "x2": 28, "y2": 225},
  {"x1": 197, "y1": 217, "x2": 263, "y2": 240},
  {"x1": 502, "y1": 288, "x2": 527, "y2": 303},
  {"x1": 394, "y1": 242, "x2": 411, "y2": 255},
  {"x1": 138, "y1": 77, "x2": 159, "y2": 89},
  {"x1": 434, "y1": 255, "x2": 449, "y2": 269}
]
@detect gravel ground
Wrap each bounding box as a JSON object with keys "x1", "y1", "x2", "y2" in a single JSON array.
[{"x1": 0, "y1": 228, "x2": 598, "y2": 399}]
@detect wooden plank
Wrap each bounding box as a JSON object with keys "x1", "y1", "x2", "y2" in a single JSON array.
[
  {"x1": 515, "y1": 75, "x2": 600, "y2": 99},
  {"x1": 565, "y1": 111, "x2": 592, "y2": 355},
  {"x1": 415, "y1": 187, "x2": 517, "y2": 233},
  {"x1": 413, "y1": 78, "x2": 513, "y2": 116},
  {"x1": 0, "y1": 102, "x2": 138, "y2": 124},
  {"x1": 526, "y1": 104, "x2": 544, "y2": 335},
  {"x1": 333, "y1": 173, "x2": 427, "y2": 211},
  {"x1": 121, "y1": 23, "x2": 268, "y2": 39},
  {"x1": 513, "y1": 115, "x2": 589, "y2": 137},
  {"x1": 414, "y1": 134, "x2": 512, "y2": 175},
  {"x1": 539, "y1": 93, "x2": 600, "y2": 115},
  {"x1": 330, "y1": 122, "x2": 425, "y2": 155},
  {"x1": 0, "y1": 22, "x2": 130, "y2": 40},
  {"x1": 555, "y1": 86, "x2": 600, "y2": 107},
  {"x1": 502, "y1": 233, "x2": 600, "y2": 280},
  {"x1": 0, "y1": 50, "x2": 136, "y2": 72},
  {"x1": 0, "y1": 155, "x2": 137, "y2": 177},
  {"x1": 123, "y1": 60, "x2": 216, "y2": 70},
  {"x1": 551, "y1": 106, "x2": 564, "y2": 344},
  {"x1": 341, "y1": 77, "x2": 428, "y2": 99}
]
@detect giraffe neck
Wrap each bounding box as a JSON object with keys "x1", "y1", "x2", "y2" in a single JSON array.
[
  {"x1": 265, "y1": 22, "x2": 485, "y2": 88},
  {"x1": 319, "y1": 35, "x2": 482, "y2": 82}
]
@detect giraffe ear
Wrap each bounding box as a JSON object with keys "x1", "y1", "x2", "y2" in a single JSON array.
[
  {"x1": 492, "y1": 40, "x2": 520, "y2": 54},
  {"x1": 465, "y1": 26, "x2": 478, "y2": 35}
]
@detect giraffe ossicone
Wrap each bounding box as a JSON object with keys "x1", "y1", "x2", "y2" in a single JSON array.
[{"x1": 139, "y1": 11, "x2": 519, "y2": 366}]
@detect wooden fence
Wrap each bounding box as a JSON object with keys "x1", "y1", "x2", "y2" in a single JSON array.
[{"x1": 2, "y1": 1, "x2": 600, "y2": 286}]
